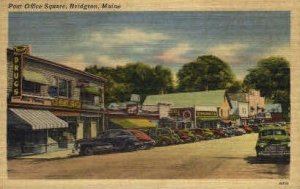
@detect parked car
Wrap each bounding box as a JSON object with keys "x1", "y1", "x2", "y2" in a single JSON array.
[
  {"x1": 74, "y1": 129, "x2": 143, "y2": 155},
  {"x1": 210, "y1": 128, "x2": 226, "y2": 138},
  {"x1": 73, "y1": 138, "x2": 113, "y2": 156},
  {"x1": 100, "y1": 129, "x2": 143, "y2": 151},
  {"x1": 232, "y1": 127, "x2": 246, "y2": 136},
  {"x1": 192, "y1": 128, "x2": 214, "y2": 140},
  {"x1": 127, "y1": 129, "x2": 156, "y2": 149},
  {"x1": 220, "y1": 126, "x2": 235, "y2": 137},
  {"x1": 147, "y1": 128, "x2": 183, "y2": 146},
  {"x1": 239, "y1": 125, "x2": 253, "y2": 133},
  {"x1": 255, "y1": 126, "x2": 290, "y2": 161},
  {"x1": 249, "y1": 124, "x2": 260, "y2": 133},
  {"x1": 173, "y1": 129, "x2": 193, "y2": 143}
]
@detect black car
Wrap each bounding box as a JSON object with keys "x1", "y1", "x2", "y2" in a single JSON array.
[
  {"x1": 74, "y1": 129, "x2": 142, "y2": 156},
  {"x1": 101, "y1": 129, "x2": 143, "y2": 151},
  {"x1": 74, "y1": 138, "x2": 113, "y2": 156}
]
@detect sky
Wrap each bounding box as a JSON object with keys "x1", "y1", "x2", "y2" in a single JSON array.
[{"x1": 9, "y1": 12, "x2": 290, "y2": 80}]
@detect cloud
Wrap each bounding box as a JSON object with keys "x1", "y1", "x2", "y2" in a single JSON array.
[
  {"x1": 156, "y1": 43, "x2": 192, "y2": 64},
  {"x1": 258, "y1": 45, "x2": 291, "y2": 61},
  {"x1": 114, "y1": 29, "x2": 169, "y2": 44},
  {"x1": 85, "y1": 28, "x2": 169, "y2": 48},
  {"x1": 206, "y1": 43, "x2": 249, "y2": 64},
  {"x1": 96, "y1": 55, "x2": 132, "y2": 67},
  {"x1": 58, "y1": 54, "x2": 88, "y2": 71}
]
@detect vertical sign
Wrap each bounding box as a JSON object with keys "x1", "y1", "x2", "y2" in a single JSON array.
[{"x1": 12, "y1": 53, "x2": 23, "y2": 96}]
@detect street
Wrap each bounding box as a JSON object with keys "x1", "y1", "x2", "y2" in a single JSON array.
[{"x1": 7, "y1": 133, "x2": 289, "y2": 179}]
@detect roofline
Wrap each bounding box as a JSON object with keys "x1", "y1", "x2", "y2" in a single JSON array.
[{"x1": 7, "y1": 48, "x2": 107, "y2": 82}]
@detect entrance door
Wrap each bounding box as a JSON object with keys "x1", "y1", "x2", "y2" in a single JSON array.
[{"x1": 83, "y1": 120, "x2": 91, "y2": 139}]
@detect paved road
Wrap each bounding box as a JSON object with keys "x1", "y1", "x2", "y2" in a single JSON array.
[{"x1": 8, "y1": 133, "x2": 289, "y2": 179}]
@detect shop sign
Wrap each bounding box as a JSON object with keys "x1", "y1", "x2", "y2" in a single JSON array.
[
  {"x1": 12, "y1": 53, "x2": 23, "y2": 96},
  {"x1": 169, "y1": 108, "x2": 194, "y2": 121},
  {"x1": 196, "y1": 111, "x2": 217, "y2": 117},
  {"x1": 52, "y1": 98, "x2": 81, "y2": 109}
]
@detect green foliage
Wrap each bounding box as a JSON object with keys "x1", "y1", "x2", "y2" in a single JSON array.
[
  {"x1": 85, "y1": 63, "x2": 174, "y2": 104},
  {"x1": 177, "y1": 55, "x2": 235, "y2": 92},
  {"x1": 227, "y1": 80, "x2": 243, "y2": 93},
  {"x1": 243, "y1": 57, "x2": 290, "y2": 120}
]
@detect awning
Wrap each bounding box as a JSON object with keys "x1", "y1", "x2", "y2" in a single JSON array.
[
  {"x1": 110, "y1": 118, "x2": 156, "y2": 129},
  {"x1": 196, "y1": 117, "x2": 220, "y2": 121},
  {"x1": 23, "y1": 69, "x2": 49, "y2": 85},
  {"x1": 82, "y1": 86, "x2": 100, "y2": 96},
  {"x1": 9, "y1": 108, "x2": 68, "y2": 130}
]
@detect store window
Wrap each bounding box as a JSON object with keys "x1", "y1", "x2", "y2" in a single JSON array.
[
  {"x1": 22, "y1": 80, "x2": 41, "y2": 94},
  {"x1": 49, "y1": 78, "x2": 72, "y2": 98},
  {"x1": 58, "y1": 79, "x2": 68, "y2": 97}
]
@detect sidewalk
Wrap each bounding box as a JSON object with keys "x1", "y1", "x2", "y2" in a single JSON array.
[{"x1": 17, "y1": 149, "x2": 78, "y2": 159}]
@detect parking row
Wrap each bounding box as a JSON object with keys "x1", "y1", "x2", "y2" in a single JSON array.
[{"x1": 74, "y1": 126, "x2": 254, "y2": 156}]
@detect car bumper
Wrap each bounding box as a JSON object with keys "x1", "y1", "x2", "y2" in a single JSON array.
[
  {"x1": 257, "y1": 150, "x2": 290, "y2": 157},
  {"x1": 141, "y1": 141, "x2": 156, "y2": 148}
]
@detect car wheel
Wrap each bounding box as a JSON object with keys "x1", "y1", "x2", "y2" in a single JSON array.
[
  {"x1": 82, "y1": 146, "x2": 94, "y2": 156},
  {"x1": 161, "y1": 140, "x2": 168, "y2": 146},
  {"x1": 139, "y1": 144, "x2": 146, "y2": 150}
]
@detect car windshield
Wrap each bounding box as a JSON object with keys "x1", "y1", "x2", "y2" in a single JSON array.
[{"x1": 261, "y1": 129, "x2": 286, "y2": 136}]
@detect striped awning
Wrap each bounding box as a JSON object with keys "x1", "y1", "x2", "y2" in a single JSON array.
[{"x1": 9, "y1": 108, "x2": 68, "y2": 130}]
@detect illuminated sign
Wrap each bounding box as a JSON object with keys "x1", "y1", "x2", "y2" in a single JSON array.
[
  {"x1": 52, "y1": 98, "x2": 81, "y2": 109},
  {"x1": 12, "y1": 53, "x2": 23, "y2": 96}
]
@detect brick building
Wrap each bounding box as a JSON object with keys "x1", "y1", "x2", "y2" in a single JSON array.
[{"x1": 7, "y1": 46, "x2": 106, "y2": 157}]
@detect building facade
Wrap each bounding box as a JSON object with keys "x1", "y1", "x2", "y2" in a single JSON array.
[
  {"x1": 143, "y1": 90, "x2": 232, "y2": 129},
  {"x1": 7, "y1": 46, "x2": 106, "y2": 157},
  {"x1": 247, "y1": 89, "x2": 265, "y2": 117}
]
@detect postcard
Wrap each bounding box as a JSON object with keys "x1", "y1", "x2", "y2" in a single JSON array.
[{"x1": 0, "y1": 0, "x2": 299, "y2": 189}]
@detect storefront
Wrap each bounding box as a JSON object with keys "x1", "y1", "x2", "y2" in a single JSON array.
[
  {"x1": 195, "y1": 106, "x2": 219, "y2": 128},
  {"x1": 7, "y1": 46, "x2": 107, "y2": 157},
  {"x1": 169, "y1": 107, "x2": 194, "y2": 129},
  {"x1": 7, "y1": 108, "x2": 69, "y2": 157}
]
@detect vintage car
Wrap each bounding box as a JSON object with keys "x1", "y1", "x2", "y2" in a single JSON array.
[
  {"x1": 210, "y1": 128, "x2": 227, "y2": 138},
  {"x1": 127, "y1": 129, "x2": 156, "y2": 149},
  {"x1": 147, "y1": 128, "x2": 183, "y2": 146},
  {"x1": 232, "y1": 127, "x2": 246, "y2": 136},
  {"x1": 74, "y1": 138, "x2": 114, "y2": 156},
  {"x1": 239, "y1": 125, "x2": 253, "y2": 133},
  {"x1": 173, "y1": 129, "x2": 193, "y2": 143},
  {"x1": 74, "y1": 129, "x2": 142, "y2": 155},
  {"x1": 255, "y1": 126, "x2": 290, "y2": 160},
  {"x1": 192, "y1": 128, "x2": 214, "y2": 140}
]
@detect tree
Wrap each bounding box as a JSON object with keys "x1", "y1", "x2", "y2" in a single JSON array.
[
  {"x1": 243, "y1": 57, "x2": 290, "y2": 120},
  {"x1": 226, "y1": 80, "x2": 243, "y2": 93},
  {"x1": 177, "y1": 55, "x2": 235, "y2": 92},
  {"x1": 85, "y1": 63, "x2": 174, "y2": 104}
]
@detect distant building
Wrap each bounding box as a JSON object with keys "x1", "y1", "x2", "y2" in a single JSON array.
[
  {"x1": 228, "y1": 93, "x2": 249, "y2": 125},
  {"x1": 247, "y1": 89, "x2": 265, "y2": 117},
  {"x1": 106, "y1": 102, "x2": 170, "y2": 129},
  {"x1": 264, "y1": 103, "x2": 283, "y2": 122},
  {"x1": 7, "y1": 46, "x2": 106, "y2": 157},
  {"x1": 228, "y1": 89, "x2": 265, "y2": 124},
  {"x1": 143, "y1": 90, "x2": 232, "y2": 129}
]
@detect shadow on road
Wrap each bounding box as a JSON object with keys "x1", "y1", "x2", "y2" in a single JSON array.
[{"x1": 244, "y1": 156, "x2": 289, "y2": 165}]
